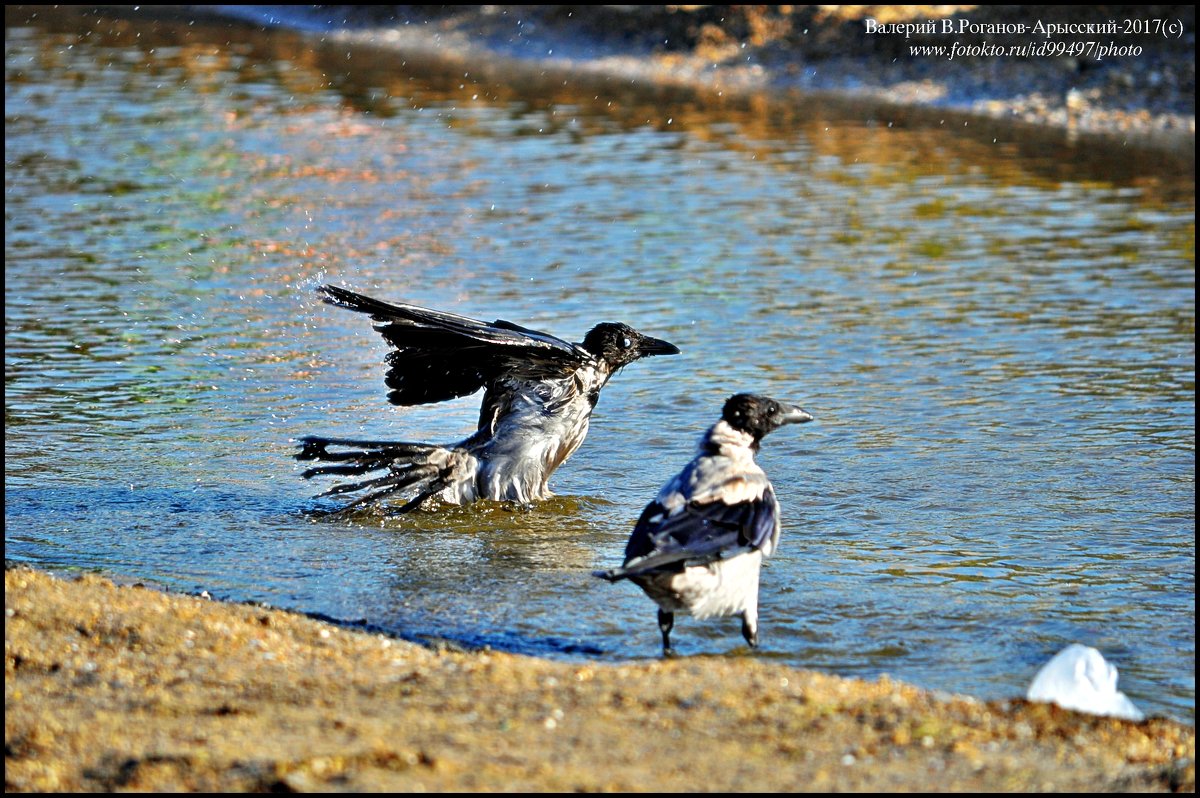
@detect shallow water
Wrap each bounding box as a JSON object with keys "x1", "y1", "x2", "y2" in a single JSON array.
[{"x1": 5, "y1": 9, "x2": 1195, "y2": 721}]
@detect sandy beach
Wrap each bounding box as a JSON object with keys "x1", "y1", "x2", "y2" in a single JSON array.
[{"x1": 4, "y1": 567, "x2": 1194, "y2": 792}]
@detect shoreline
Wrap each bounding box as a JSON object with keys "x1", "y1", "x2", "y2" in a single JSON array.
[
  {"x1": 5, "y1": 565, "x2": 1195, "y2": 791},
  {"x1": 203, "y1": 4, "x2": 1195, "y2": 150},
  {"x1": 14, "y1": 5, "x2": 1195, "y2": 171}
]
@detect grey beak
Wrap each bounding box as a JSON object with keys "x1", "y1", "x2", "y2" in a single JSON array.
[{"x1": 780, "y1": 404, "x2": 814, "y2": 425}]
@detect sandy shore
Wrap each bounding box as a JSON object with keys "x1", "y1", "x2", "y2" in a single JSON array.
[{"x1": 5, "y1": 567, "x2": 1194, "y2": 792}]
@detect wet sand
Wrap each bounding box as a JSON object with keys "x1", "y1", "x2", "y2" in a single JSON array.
[{"x1": 5, "y1": 567, "x2": 1194, "y2": 792}]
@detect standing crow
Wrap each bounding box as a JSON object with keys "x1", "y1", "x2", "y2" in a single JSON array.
[{"x1": 595, "y1": 393, "x2": 813, "y2": 654}]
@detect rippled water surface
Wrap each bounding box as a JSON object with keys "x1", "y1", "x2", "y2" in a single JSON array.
[{"x1": 6, "y1": 9, "x2": 1195, "y2": 720}]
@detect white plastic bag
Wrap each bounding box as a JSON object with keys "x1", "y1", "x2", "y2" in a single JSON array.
[{"x1": 1026, "y1": 644, "x2": 1144, "y2": 721}]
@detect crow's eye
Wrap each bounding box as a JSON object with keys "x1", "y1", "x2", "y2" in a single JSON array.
[
  {"x1": 768, "y1": 403, "x2": 779, "y2": 414},
  {"x1": 621, "y1": 336, "x2": 633, "y2": 349}
]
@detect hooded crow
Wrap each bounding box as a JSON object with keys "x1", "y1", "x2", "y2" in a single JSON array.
[
  {"x1": 297, "y1": 284, "x2": 680, "y2": 513},
  {"x1": 594, "y1": 393, "x2": 813, "y2": 655}
]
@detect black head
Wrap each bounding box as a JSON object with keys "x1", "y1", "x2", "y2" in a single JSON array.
[
  {"x1": 581, "y1": 322, "x2": 680, "y2": 369},
  {"x1": 721, "y1": 393, "x2": 814, "y2": 442}
]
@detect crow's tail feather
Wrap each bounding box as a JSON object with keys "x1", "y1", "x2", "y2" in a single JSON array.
[
  {"x1": 591, "y1": 568, "x2": 630, "y2": 582},
  {"x1": 296, "y1": 436, "x2": 441, "y2": 468},
  {"x1": 296, "y1": 436, "x2": 459, "y2": 514},
  {"x1": 592, "y1": 547, "x2": 720, "y2": 582}
]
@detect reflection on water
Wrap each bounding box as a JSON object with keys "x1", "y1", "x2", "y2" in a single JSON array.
[{"x1": 5, "y1": 7, "x2": 1195, "y2": 720}]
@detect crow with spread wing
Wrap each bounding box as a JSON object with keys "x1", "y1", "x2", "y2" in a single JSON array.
[{"x1": 297, "y1": 284, "x2": 679, "y2": 513}]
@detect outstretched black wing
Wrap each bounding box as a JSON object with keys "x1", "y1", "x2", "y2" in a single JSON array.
[
  {"x1": 615, "y1": 486, "x2": 778, "y2": 578},
  {"x1": 320, "y1": 284, "x2": 590, "y2": 406}
]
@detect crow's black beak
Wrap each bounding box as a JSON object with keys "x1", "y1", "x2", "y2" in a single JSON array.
[{"x1": 638, "y1": 335, "x2": 681, "y2": 357}]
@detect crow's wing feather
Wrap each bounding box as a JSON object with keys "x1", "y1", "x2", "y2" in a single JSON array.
[
  {"x1": 320, "y1": 285, "x2": 590, "y2": 406},
  {"x1": 619, "y1": 486, "x2": 778, "y2": 576}
]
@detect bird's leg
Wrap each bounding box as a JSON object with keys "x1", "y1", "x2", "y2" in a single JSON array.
[
  {"x1": 741, "y1": 610, "x2": 759, "y2": 649},
  {"x1": 657, "y1": 609, "x2": 675, "y2": 656}
]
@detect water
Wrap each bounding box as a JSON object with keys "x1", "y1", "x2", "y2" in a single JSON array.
[{"x1": 5, "y1": 8, "x2": 1194, "y2": 721}]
